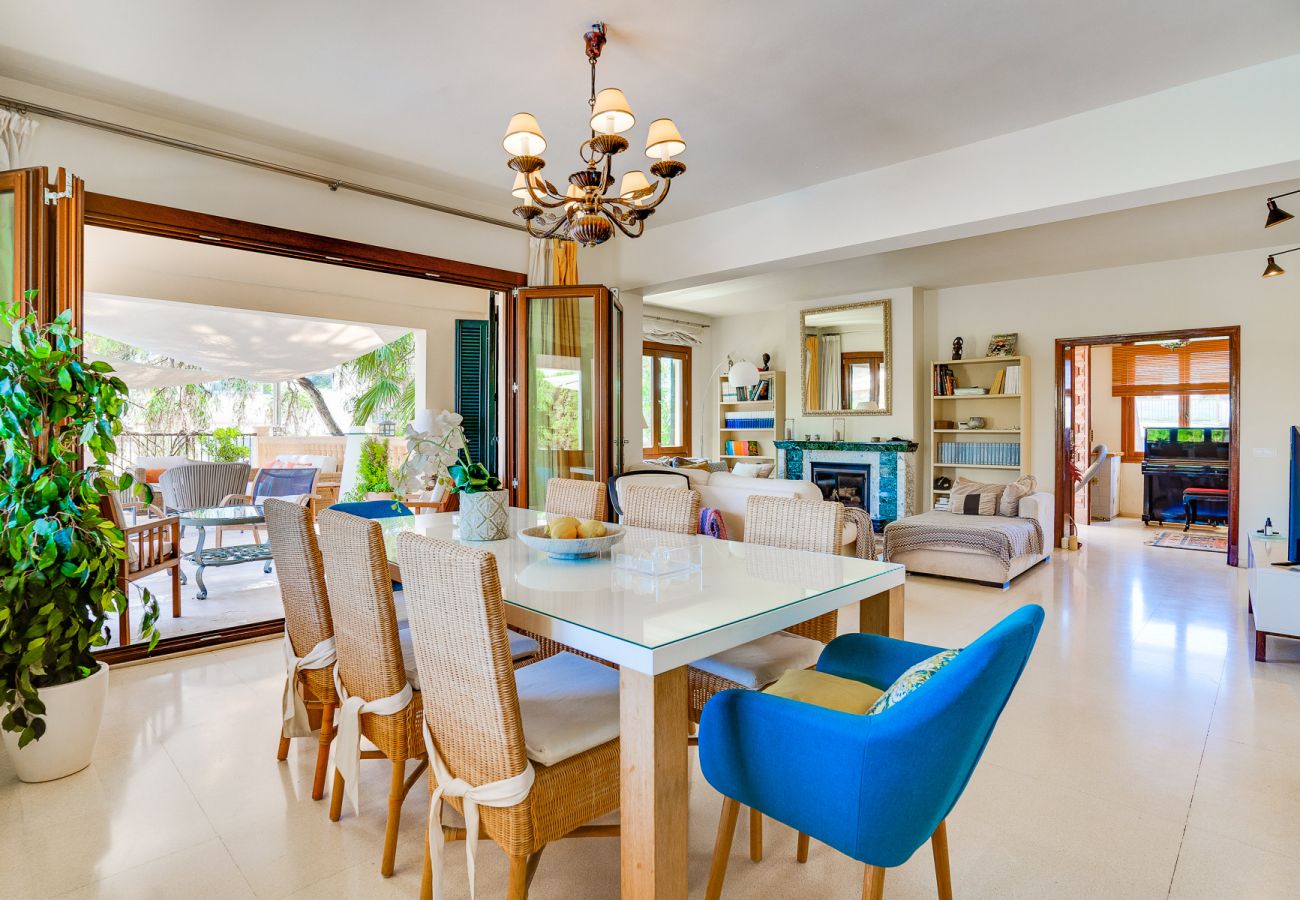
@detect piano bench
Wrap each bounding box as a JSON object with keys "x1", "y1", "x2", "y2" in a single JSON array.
[{"x1": 1182, "y1": 488, "x2": 1229, "y2": 531}]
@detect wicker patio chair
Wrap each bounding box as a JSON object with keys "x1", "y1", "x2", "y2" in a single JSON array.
[
  {"x1": 317, "y1": 508, "x2": 428, "y2": 878},
  {"x1": 622, "y1": 484, "x2": 701, "y2": 535},
  {"x1": 689, "y1": 493, "x2": 845, "y2": 862},
  {"x1": 264, "y1": 498, "x2": 339, "y2": 801},
  {"x1": 395, "y1": 531, "x2": 621, "y2": 900},
  {"x1": 103, "y1": 492, "x2": 181, "y2": 646},
  {"x1": 543, "y1": 477, "x2": 607, "y2": 521},
  {"x1": 158, "y1": 461, "x2": 251, "y2": 514}
]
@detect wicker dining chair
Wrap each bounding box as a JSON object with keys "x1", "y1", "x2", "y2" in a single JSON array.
[
  {"x1": 264, "y1": 498, "x2": 339, "y2": 801},
  {"x1": 622, "y1": 484, "x2": 701, "y2": 535},
  {"x1": 316, "y1": 509, "x2": 428, "y2": 878},
  {"x1": 544, "y1": 477, "x2": 607, "y2": 521},
  {"x1": 395, "y1": 531, "x2": 621, "y2": 900},
  {"x1": 689, "y1": 493, "x2": 845, "y2": 862}
]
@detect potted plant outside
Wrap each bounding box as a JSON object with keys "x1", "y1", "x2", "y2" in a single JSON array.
[
  {"x1": 0, "y1": 296, "x2": 160, "y2": 782},
  {"x1": 346, "y1": 436, "x2": 396, "y2": 501},
  {"x1": 396, "y1": 411, "x2": 507, "y2": 540}
]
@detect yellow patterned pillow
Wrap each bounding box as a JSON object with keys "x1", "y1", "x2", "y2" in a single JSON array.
[{"x1": 867, "y1": 649, "x2": 960, "y2": 715}]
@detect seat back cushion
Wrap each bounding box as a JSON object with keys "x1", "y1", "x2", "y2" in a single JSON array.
[
  {"x1": 867, "y1": 649, "x2": 960, "y2": 715},
  {"x1": 949, "y1": 477, "x2": 1005, "y2": 516},
  {"x1": 764, "y1": 668, "x2": 883, "y2": 714},
  {"x1": 997, "y1": 474, "x2": 1038, "y2": 517}
]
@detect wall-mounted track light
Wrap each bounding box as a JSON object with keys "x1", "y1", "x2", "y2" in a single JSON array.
[
  {"x1": 1261, "y1": 247, "x2": 1299, "y2": 278},
  {"x1": 1265, "y1": 190, "x2": 1298, "y2": 228}
]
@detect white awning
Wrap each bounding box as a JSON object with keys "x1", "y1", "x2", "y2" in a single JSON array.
[
  {"x1": 85, "y1": 293, "x2": 411, "y2": 384},
  {"x1": 85, "y1": 353, "x2": 230, "y2": 389}
]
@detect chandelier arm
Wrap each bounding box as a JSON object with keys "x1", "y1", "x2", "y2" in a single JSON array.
[
  {"x1": 523, "y1": 179, "x2": 570, "y2": 210},
  {"x1": 636, "y1": 177, "x2": 673, "y2": 211},
  {"x1": 529, "y1": 213, "x2": 572, "y2": 241},
  {"x1": 607, "y1": 210, "x2": 645, "y2": 239}
]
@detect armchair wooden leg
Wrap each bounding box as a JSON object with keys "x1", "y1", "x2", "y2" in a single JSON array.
[
  {"x1": 420, "y1": 827, "x2": 433, "y2": 900},
  {"x1": 171, "y1": 564, "x2": 182, "y2": 617},
  {"x1": 749, "y1": 807, "x2": 763, "y2": 862},
  {"x1": 276, "y1": 733, "x2": 290, "y2": 761},
  {"x1": 311, "y1": 703, "x2": 335, "y2": 801},
  {"x1": 932, "y1": 819, "x2": 952, "y2": 900},
  {"x1": 118, "y1": 608, "x2": 130, "y2": 647},
  {"x1": 507, "y1": 854, "x2": 530, "y2": 900},
  {"x1": 381, "y1": 759, "x2": 407, "y2": 877},
  {"x1": 524, "y1": 846, "x2": 546, "y2": 890},
  {"x1": 862, "y1": 864, "x2": 886, "y2": 900},
  {"x1": 796, "y1": 832, "x2": 810, "y2": 863},
  {"x1": 328, "y1": 769, "x2": 345, "y2": 822},
  {"x1": 705, "y1": 797, "x2": 740, "y2": 900}
]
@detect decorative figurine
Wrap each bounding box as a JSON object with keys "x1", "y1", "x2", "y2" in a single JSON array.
[
  {"x1": 760, "y1": 353, "x2": 771, "y2": 371},
  {"x1": 952, "y1": 336, "x2": 964, "y2": 360}
]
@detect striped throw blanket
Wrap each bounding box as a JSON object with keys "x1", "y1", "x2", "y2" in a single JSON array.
[
  {"x1": 883, "y1": 511, "x2": 1043, "y2": 565},
  {"x1": 699, "y1": 507, "x2": 729, "y2": 540}
]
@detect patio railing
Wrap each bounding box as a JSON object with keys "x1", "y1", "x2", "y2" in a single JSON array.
[{"x1": 109, "y1": 432, "x2": 257, "y2": 473}]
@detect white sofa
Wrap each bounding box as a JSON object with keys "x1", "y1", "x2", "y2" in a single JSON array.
[
  {"x1": 622, "y1": 465, "x2": 862, "y2": 553},
  {"x1": 883, "y1": 491, "x2": 1053, "y2": 588}
]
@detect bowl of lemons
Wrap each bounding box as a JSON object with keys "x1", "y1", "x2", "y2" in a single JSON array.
[{"x1": 517, "y1": 516, "x2": 626, "y2": 560}]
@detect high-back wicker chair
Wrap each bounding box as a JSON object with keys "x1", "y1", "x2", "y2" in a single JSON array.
[
  {"x1": 316, "y1": 508, "x2": 428, "y2": 878},
  {"x1": 544, "y1": 477, "x2": 607, "y2": 520},
  {"x1": 622, "y1": 485, "x2": 701, "y2": 535},
  {"x1": 396, "y1": 531, "x2": 621, "y2": 900},
  {"x1": 689, "y1": 494, "x2": 846, "y2": 863},
  {"x1": 158, "y1": 461, "x2": 251, "y2": 513},
  {"x1": 264, "y1": 498, "x2": 339, "y2": 801}
]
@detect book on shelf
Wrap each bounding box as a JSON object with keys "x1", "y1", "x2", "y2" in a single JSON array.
[
  {"x1": 992, "y1": 369, "x2": 1006, "y2": 394},
  {"x1": 1004, "y1": 364, "x2": 1021, "y2": 394},
  {"x1": 937, "y1": 442, "x2": 1022, "y2": 466},
  {"x1": 933, "y1": 364, "x2": 958, "y2": 396},
  {"x1": 953, "y1": 386, "x2": 988, "y2": 395}
]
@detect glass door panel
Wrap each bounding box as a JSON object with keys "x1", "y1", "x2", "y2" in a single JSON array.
[{"x1": 525, "y1": 293, "x2": 596, "y2": 509}]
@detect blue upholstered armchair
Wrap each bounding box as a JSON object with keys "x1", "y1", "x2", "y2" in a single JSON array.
[{"x1": 699, "y1": 604, "x2": 1044, "y2": 900}]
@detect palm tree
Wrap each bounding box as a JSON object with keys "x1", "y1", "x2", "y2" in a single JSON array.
[{"x1": 346, "y1": 333, "x2": 415, "y2": 427}]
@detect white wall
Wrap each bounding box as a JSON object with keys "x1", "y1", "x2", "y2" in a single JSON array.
[
  {"x1": 925, "y1": 248, "x2": 1300, "y2": 550},
  {"x1": 710, "y1": 287, "x2": 926, "y2": 446}
]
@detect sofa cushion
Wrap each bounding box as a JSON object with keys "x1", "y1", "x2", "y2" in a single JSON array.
[
  {"x1": 998, "y1": 475, "x2": 1038, "y2": 517},
  {"x1": 692, "y1": 631, "x2": 824, "y2": 690},
  {"x1": 867, "y1": 649, "x2": 960, "y2": 715},
  {"x1": 515, "y1": 651, "x2": 621, "y2": 766},
  {"x1": 949, "y1": 477, "x2": 1005, "y2": 516},
  {"x1": 764, "y1": 668, "x2": 883, "y2": 714},
  {"x1": 731, "y1": 461, "x2": 774, "y2": 478}
]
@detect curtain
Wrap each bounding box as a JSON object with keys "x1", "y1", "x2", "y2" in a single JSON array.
[
  {"x1": 804, "y1": 336, "x2": 820, "y2": 409},
  {"x1": 0, "y1": 109, "x2": 37, "y2": 170},
  {"x1": 818, "y1": 334, "x2": 842, "y2": 410},
  {"x1": 552, "y1": 240, "x2": 578, "y2": 285},
  {"x1": 1111, "y1": 338, "x2": 1229, "y2": 396},
  {"x1": 527, "y1": 238, "x2": 554, "y2": 286}
]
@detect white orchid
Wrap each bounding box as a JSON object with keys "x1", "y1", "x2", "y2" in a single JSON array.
[{"x1": 395, "y1": 410, "x2": 468, "y2": 494}]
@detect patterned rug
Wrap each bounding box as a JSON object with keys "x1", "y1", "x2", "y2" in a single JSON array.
[{"x1": 1147, "y1": 530, "x2": 1229, "y2": 554}]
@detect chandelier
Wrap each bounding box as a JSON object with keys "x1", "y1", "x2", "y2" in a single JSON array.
[{"x1": 501, "y1": 22, "x2": 687, "y2": 247}]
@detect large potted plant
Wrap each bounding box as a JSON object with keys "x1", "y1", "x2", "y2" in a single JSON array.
[
  {"x1": 397, "y1": 411, "x2": 506, "y2": 540},
  {"x1": 346, "y1": 436, "x2": 395, "y2": 501},
  {"x1": 0, "y1": 297, "x2": 159, "y2": 782}
]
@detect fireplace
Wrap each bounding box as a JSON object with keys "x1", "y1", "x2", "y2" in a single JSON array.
[{"x1": 809, "y1": 461, "x2": 871, "y2": 511}]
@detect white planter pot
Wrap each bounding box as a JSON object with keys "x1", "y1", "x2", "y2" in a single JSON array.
[
  {"x1": 365, "y1": 492, "x2": 397, "y2": 501},
  {"x1": 459, "y1": 489, "x2": 509, "y2": 541},
  {"x1": 2, "y1": 662, "x2": 108, "y2": 783}
]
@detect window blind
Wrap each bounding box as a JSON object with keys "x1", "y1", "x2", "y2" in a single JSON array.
[{"x1": 1111, "y1": 338, "x2": 1229, "y2": 397}]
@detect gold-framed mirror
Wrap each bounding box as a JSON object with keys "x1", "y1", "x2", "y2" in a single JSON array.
[{"x1": 800, "y1": 299, "x2": 892, "y2": 416}]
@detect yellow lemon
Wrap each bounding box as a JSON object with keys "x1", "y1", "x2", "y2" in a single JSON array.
[
  {"x1": 545, "y1": 516, "x2": 579, "y2": 538},
  {"x1": 549, "y1": 518, "x2": 579, "y2": 540},
  {"x1": 578, "y1": 519, "x2": 607, "y2": 539}
]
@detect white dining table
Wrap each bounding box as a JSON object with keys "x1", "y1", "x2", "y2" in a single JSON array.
[{"x1": 379, "y1": 507, "x2": 906, "y2": 900}]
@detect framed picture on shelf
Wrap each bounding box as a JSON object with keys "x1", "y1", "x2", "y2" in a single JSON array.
[{"x1": 987, "y1": 333, "x2": 1018, "y2": 357}]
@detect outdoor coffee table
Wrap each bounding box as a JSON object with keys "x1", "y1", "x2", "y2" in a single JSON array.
[{"x1": 179, "y1": 504, "x2": 271, "y2": 599}]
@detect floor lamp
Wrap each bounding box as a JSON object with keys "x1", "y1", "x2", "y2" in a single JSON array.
[{"x1": 706, "y1": 357, "x2": 762, "y2": 462}]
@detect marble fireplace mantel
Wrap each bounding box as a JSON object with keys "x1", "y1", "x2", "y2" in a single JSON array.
[{"x1": 774, "y1": 439, "x2": 919, "y2": 522}]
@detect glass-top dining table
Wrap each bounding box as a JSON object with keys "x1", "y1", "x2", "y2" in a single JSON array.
[{"x1": 378, "y1": 506, "x2": 906, "y2": 900}]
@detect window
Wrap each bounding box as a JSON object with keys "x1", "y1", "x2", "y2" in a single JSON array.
[
  {"x1": 840, "y1": 352, "x2": 885, "y2": 410},
  {"x1": 1113, "y1": 338, "x2": 1231, "y2": 462},
  {"x1": 642, "y1": 341, "x2": 691, "y2": 457}
]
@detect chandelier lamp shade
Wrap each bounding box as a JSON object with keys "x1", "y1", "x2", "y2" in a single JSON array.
[
  {"x1": 502, "y1": 22, "x2": 687, "y2": 247},
  {"x1": 1261, "y1": 247, "x2": 1299, "y2": 278}
]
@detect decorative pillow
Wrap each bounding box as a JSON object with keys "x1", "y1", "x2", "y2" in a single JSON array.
[
  {"x1": 143, "y1": 467, "x2": 167, "y2": 483},
  {"x1": 867, "y1": 649, "x2": 960, "y2": 716},
  {"x1": 731, "y1": 462, "x2": 775, "y2": 478},
  {"x1": 764, "y1": 668, "x2": 883, "y2": 714},
  {"x1": 948, "y1": 478, "x2": 1005, "y2": 516},
  {"x1": 997, "y1": 474, "x2": 1038, "y2": 517}
]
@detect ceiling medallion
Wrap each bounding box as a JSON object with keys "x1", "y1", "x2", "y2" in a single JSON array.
[{"x1": 501, "y1": 22, "x2": 687, "y2": 247}]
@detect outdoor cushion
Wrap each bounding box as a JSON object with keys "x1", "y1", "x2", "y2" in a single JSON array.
[
  {"x1": 514, "y1": 651, "x2": 620, "y2": 766},
  {"x1": 764, "y1": 668, "x2": 883, "y2": 714},
  {"x1": 867, "y1": 648, "x2": 960, "y2": 715},
  {"x1": 693, "y1": 631, "x2": 824, "y2": 690}
]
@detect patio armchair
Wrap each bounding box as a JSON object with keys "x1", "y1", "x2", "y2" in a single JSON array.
[
  {"x1": 103, "y1": 492, "x2": 182, "y2": 646},
  {"x1": 159, "y1": 461, "x2": 252, "y2": 517},
  {"x1": 698, "y1": 605, "x2": 1044, "y2": 900},
  {"x1": 215, "y1": 466, "x2": 319, "y2": 547}
]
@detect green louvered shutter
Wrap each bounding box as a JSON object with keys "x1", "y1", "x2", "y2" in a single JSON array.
[{"x1": 456, "y1": 319, "x2": 494, "y2": 473}]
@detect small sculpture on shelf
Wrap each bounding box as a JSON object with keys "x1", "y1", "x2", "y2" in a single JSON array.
[
  {"x1": 760, "y1": 353, "x2": 771, "y2": 371},
  {"x1": 951, "y1": 336, "x2": 964, "y2": 360}
]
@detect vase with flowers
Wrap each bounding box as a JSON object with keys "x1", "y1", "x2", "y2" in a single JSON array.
[{"x1": 396, "y1": 411, "x2": 507, "y2": 540}]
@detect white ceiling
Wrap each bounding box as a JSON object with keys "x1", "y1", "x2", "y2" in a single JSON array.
[
  {"x1": 646, "y1": 178, "x2": 1300, "y2": 314},
  {"x1": 2, "y1": 0, "x2": 1297, "y2": 225}
]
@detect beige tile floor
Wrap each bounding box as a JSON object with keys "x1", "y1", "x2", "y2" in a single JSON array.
[{"x1": 4, "y1": 518, "x2": 1298, "y2": 899}]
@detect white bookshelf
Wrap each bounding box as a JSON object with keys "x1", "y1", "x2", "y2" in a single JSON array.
[
  {"x1": 930, "y1": 356, "x2": 1030, "y2": 510},
  {"x1": 716, "y1": 371, "x2": 785, "y2": 471}
]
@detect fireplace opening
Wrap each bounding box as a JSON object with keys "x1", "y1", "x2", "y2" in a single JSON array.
[{"x1": 809, "y1": 461, "x2": 871, "y2": 512}]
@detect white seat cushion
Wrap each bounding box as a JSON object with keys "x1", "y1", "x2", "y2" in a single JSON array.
[
  {"x1": 397, "y1": 626, "x2": 540, "y2": 691},
  {"x1": 692, "y1": 631, "x2": 824, "y2": 690},
  {"x1": 515, "y1": 652, "x2": 620, "y2": 767}
]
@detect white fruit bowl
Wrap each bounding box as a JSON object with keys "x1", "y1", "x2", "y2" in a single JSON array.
[{"x1": 517, "y1": 524, "x2": 626, "y2": 560}]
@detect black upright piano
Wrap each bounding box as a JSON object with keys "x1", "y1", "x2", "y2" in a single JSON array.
[{"x1": 1141, "y1": 427, "x2": 1230, "y2": 525}]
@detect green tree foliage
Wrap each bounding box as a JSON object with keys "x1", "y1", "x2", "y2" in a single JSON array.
[
  {"x1": 345, "y1": 437, "x2": 394, "y2": 501},
  {"x1": 199, "y1": 426, "x2": 250, "y2": 463},
  {"x1": 0, "y1": 298, "x2": 159, "y2": 747},
  {"x1": 346, "y1": 333, "x2": 415, "y2": 428}
]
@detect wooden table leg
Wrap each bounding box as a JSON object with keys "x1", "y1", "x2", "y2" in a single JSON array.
[
  {"x1": 620, "y1": 666, "x2": 689, "y2": 900},
  {"x1": 860, "y1": 583, "x2": 905, "y2": 638}
]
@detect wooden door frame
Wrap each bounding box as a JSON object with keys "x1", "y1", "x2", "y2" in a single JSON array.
[
  {"x1": 78, "y1": 192, "x2": 525, "y2": 661},
  {"x1": 641, "y1": 339, "x2": 693, "y2": 458},
  {"x1": 0, "y1": 167, "x2": 48, "y2": 308},
  {"x1": 507, "y1": 284, "x2": 618, "y2": 510},
  {"x1": 1053, "y1": 326, "x2": 1241, "y2": 565}
]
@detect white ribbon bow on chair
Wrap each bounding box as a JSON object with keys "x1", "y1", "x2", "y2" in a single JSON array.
[
  {"x1": 281, "y1": 634, "x2": 337, "y2": 739},
  {"x1": 330, "y1": 667, "x2": 414, "y2": 817},
  {"x1": 423, "y1": 721, "x2": 535, "y2": 900}
]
